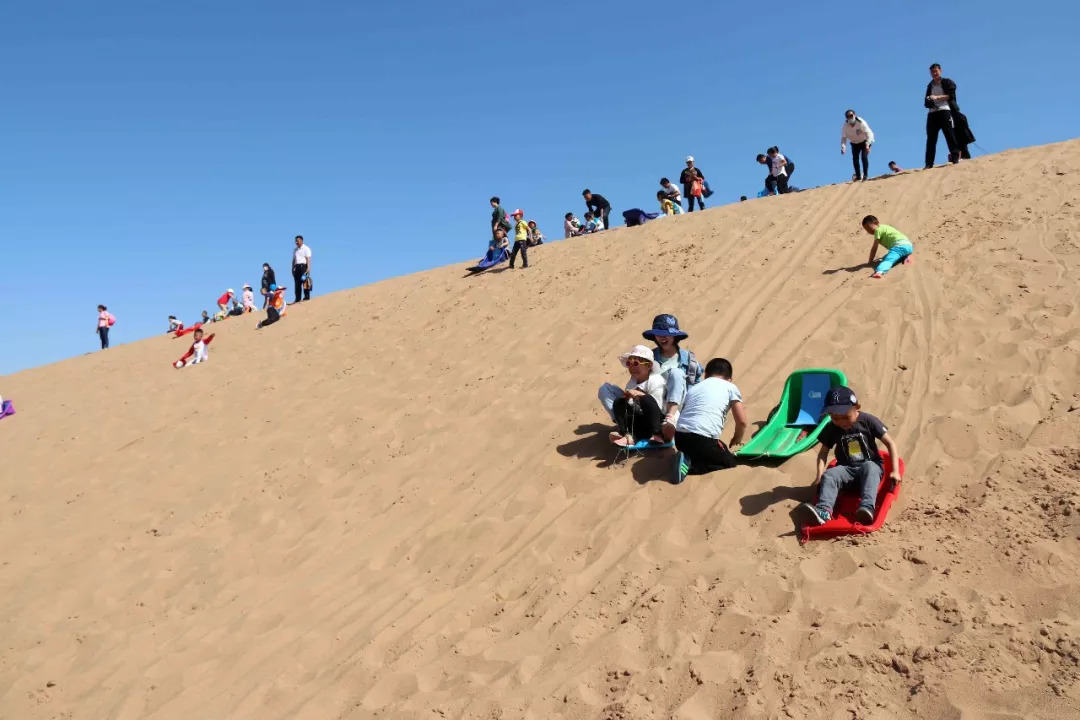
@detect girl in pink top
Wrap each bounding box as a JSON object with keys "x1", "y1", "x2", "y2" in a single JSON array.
[{"x1": 96, "y1": 304, "x2": 112, "y2": 349}]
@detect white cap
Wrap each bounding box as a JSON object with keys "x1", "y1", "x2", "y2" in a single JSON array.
[
  {"x1": 686, "y1": 155, "x2": 694, "y2": 162},
  {"x1": 227, "y1": 288, "x2": 234, "y2": 294}
]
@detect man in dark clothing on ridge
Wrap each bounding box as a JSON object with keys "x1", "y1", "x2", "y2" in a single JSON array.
[
  {"x1": 924, "y1": 63, "x2": 961, "y2": 169},
  {"x1": 582, "y1": 189, "x2": 612, "y2": 230}
]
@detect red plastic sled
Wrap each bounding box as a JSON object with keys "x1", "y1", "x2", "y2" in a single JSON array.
[
  {"x1": 174, "y1": 322, "x2": 203, "y2": 338},
  {"x1": 801, "y1": 450, "x2": 905, "y2": 543}
]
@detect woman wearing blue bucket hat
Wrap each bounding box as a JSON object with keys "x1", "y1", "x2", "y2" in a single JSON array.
[
  {"x1": 643, "y1": 314, "x2": 703, "y2": 440},
  {"x1": 598, "y1": 314, "x2": 703, "y2": 441}
]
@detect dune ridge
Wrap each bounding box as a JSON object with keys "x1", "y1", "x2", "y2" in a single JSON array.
[{"x1": 3, "y1": 140, "x2": 1080, "y2": 719}]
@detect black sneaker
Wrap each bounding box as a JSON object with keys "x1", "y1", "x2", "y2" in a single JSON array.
[
  {"x1": 855, "y1": 506, "x2": 875, "y2": 525},
  {"x1": 671, "y1": 451, "x2": 690, "y2": 485}
]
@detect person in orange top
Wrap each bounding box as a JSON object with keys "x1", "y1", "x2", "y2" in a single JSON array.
[{"x1": 257, "y1": 284, "x2": 287, "y2": 329}]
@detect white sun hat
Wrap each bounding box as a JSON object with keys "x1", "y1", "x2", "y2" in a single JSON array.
[{"x1": 619, "y1": 344, "x2": 655, "y2": 368}]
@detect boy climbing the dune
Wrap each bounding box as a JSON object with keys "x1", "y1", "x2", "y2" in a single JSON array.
[
  {"x1": 863, "y1": 214, "x2": 914, "y2": 279},
  {"x1": 796, "y1": 386, "x2": 903, "y2": 527}
]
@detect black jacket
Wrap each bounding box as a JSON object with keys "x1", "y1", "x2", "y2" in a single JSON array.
[
  {"x1": 261, "y1": 267, "x2": 276, "y2": 290},
  {"x1": 585, "y1": 193, "x2": 611, "y2": 214},
  {"x1": 924, "y1": 78, "x2": 959, "y2": 112},
  {"x1": 679, "y1": 167, "x2": 704, "y2": 190}
]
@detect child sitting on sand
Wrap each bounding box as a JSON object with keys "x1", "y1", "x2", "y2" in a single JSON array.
[
  {"x1": 888, "y1": 161, "x2": 904, "y2": 174},
  {"x1": 200, "y1": 310, "x2": 211, "y2": 325},
  {"x1": 862, "y1": 214, "x2": 914, "y2": 278},
  {"x1": 597, "y1": 345, "x2": 667, "y2": 447},
  {"x1": 796, "y1": 386, "x2": 903, "y2": 526},
  {"x1": 583, "y1": 212, "x2": 604, "y2": 233},
  {"x1": 167, "y1": 315, "x2": 183, "y2": 333},
  {"x1": 564, "y1": 213, "x2": 581, "y2": 238},
  {"x1": 527, "y1": 221, "x2": 545, "y2": 246},
  {"x1": 174, "y1": 328, "x2": 215, "y2": 368},
  {"x1": 671, "y1": 358, "x2": 748, "y2": 483},
  {"x1": 658, "y1": 191, "x2": 681, "y2": 216}
]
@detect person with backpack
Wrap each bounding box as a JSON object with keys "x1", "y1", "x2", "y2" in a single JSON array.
[
  {"x1": 840, "y1": 109, "x2": 875, "y2": 181},
  {"x1": 642, "y1": 314, "x2": 704, "y2": 441},
  {"x1": 924, "y1": 63, "x2": 961, "y2": 168},
  {"x1": 95, "y1": 304, "x2": 114, "y2": 349},
  {"x1": 291, "y1": 235, "x2": 312, "y2": 304}
]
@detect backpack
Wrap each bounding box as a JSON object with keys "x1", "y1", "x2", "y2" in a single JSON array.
[
  {"x1": 679, "y1": 348, "x2": 703, "y2": 385},
  {"x1": 107, "y1": 313, "x2": 117, "y2": 327}
]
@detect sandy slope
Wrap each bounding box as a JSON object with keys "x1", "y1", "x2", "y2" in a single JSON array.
[{"x1": 3, "y1": 140, "x2": 1080, "y2": 720}]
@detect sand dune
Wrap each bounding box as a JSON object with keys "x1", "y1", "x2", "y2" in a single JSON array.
[{"x1": 3, "y1": 140, "x2": 1080, "y2": 719}]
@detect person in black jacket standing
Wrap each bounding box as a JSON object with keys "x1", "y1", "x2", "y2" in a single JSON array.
[
  {"x1": 924, "y1": 63, "x2": 961, "y2": 169},
  {"x1": 582, "y1": 190, "x2": 612, "y2": 230},
  {"x1": 679, "y1": 156, "x2": 706, "y2": 212}
]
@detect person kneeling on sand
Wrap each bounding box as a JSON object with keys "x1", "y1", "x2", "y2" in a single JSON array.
[
  {"x1": 862, "y1": 214, "x2": 914, "y2": 279},
  {"x1": 671, "y1": 358, "x2": 747, "y2": 484},
  {"x1": 796, "y1": 386, "x2": 903, "y2": 527},
  {"x1": 597, "y1": 345, "x2": 667, "y2": 448},
  {"x1": 174, "y1": 327, "x2": 215, "y2": 368}
]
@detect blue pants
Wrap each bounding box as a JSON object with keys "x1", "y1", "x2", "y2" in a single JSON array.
[
  {"x1": 98, "y1": 326, "x2": 110, "y2": 349},
  {"x1": 816, "y1": 461, "x2": 882, "y2": 515},
  {"x1": 876, "y1": 244, "x2": 912, "y2": 274}
]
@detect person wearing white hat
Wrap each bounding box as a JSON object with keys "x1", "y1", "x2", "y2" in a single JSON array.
[
  {"x1": 216, "y1": 288, "x2": 236, "y2": 316},
  {"x1": 241, "y1": 284, "x2": 256, "y2": 313},
  {"x1": 508, "y1": 209, "x2": 529, "y2": 269},
  {"x1": 679, "y1": 156, "x2": 707, "y2": 212},
  {"x1": 597, "y1": 344, "x2": 668, "y2": 447}
]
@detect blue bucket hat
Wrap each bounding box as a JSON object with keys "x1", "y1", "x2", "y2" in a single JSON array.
[
  {"x1": 642, "y1": 314, "x2": 688, "y2": 341},
  {"x1": 269, "y1": 283, "x2": 277, "y2": 291}
]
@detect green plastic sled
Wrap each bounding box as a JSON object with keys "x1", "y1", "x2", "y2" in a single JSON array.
[{"x1": 734, "y1": 368, "x2": 848, "y2": 459}]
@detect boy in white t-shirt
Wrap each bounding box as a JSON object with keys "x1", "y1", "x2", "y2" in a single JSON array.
[
  {"x1": 672, "y1": 358, "x2": 749, "y2": 484},
  {"x1": 598, "y1": 344, "x2": 667, "y2": 447}
]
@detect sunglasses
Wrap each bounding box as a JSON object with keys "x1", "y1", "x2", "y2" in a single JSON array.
[{"x1": 626, "y1": 358, "x2": 652, "y2": 368}]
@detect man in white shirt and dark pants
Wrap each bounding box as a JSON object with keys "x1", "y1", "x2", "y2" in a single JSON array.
[{"x1": 292, "y1": 235, "x2": 312, "y2": 303}]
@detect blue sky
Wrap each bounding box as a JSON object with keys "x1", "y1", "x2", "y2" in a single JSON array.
[{"x1": 2, "y1": 0, "x2": 1077, "y2": 374}]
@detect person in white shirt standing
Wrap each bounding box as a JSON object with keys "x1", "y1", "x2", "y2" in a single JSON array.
[
  {"x1": 840, "y1": 109, "x2": 875, "y2": 181},
  {"x1": 291, "y1": 235, "x2": 312, "y2": 304}
]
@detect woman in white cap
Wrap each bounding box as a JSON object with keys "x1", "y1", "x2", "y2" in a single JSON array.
[
  {"x1": 597, "y1": 344, "x2": 668, "y2": 447},
  {"x1": 679, "y1": 156, "x2": 706, "y2": 212},
  {"x1": 840, "y1": 109, "x2": 875, "y2": 181}
]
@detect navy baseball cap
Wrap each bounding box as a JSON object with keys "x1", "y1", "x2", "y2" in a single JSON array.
[{"x1": 822, "y1": 386, "x2": 859, "y2": 415}]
